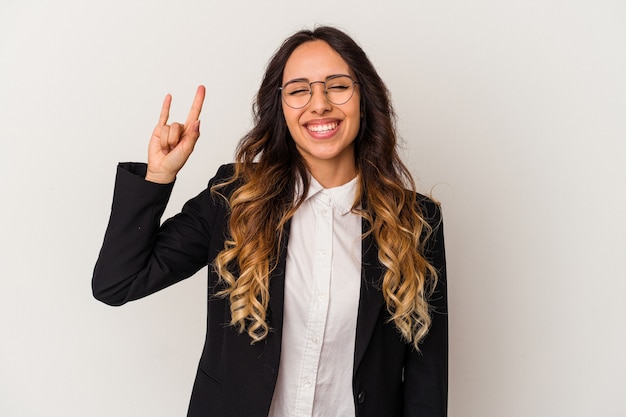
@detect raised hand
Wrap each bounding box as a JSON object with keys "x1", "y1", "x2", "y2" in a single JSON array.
[{"x1": 146, "y1": 85, "x2": 206, "y2": 184}]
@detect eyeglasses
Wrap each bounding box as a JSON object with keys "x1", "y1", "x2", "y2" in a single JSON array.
[{"x1": 279, "y1": 74, "x2": 359, "y2": 109}]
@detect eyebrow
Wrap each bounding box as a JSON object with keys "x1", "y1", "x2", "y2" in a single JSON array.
[{"x1": 283, "y1": 73, "x2": 352, "y2": 85}]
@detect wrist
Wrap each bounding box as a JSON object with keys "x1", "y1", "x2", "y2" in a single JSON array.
[{"x1": 145, "y1": 170, "x2": 176, "y2": 184}]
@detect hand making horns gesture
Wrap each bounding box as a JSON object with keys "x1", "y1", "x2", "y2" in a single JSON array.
[{"x1": 146, "y1": 85, "x2": 206, "y2": 184}]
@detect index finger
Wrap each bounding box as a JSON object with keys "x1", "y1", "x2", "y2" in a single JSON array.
[{"x1": 185, "y1": 85, "x2": 206, "y2": 125}]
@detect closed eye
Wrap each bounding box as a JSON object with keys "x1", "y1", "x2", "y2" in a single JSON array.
[{"x1": 288, "y1": 88, "x2": 311, "y2": 96}]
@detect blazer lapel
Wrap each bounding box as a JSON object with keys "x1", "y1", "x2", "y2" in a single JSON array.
[
  {"x1": 268, "y1": 221, "x2": 291, "y2": 340},
  {"x1": 354, "y1": 218, "x2": 386, "y2": 372}
]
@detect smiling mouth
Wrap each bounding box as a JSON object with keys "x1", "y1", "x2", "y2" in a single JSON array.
[{"x1": 306, "y1": 121, "x2": 339, "y2": 133}]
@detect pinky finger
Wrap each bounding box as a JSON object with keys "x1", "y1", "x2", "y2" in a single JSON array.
[{"x1": 158, "y1": 94, "x2": 172, "y2": 126}]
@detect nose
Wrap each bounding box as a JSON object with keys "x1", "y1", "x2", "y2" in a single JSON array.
[{"x1": 308, "y1": 81, "x2": 332, "y2": 113}]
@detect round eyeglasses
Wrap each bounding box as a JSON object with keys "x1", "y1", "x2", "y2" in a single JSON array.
[{"x1": 279, "y1": 74, "x2": 359, "y2": 109}]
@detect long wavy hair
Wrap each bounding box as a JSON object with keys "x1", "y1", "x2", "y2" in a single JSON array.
[{"x1": 212, "y1": 26, "x2": 438, "y2": 349}]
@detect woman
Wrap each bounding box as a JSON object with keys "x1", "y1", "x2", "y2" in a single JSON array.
[{"x1": 93, "y1": 26, "x2": 447, "y2": 417}]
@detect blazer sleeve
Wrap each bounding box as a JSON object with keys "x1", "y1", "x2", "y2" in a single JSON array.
[
  {"x1": 92, "y1": 162, "x2": 230, "y2": 306},
  {"x1": 403, "y1": 198, "x2": 448, "y2": 417}
]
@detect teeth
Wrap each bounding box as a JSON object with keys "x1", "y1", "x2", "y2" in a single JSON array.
[{"x1": 307, "y1": 122, "x2": 338, "y2": 133}]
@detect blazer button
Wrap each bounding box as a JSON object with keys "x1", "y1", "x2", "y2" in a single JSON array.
[{"x1": 357, "y1": 391, "x2": 366, "y2": 404}]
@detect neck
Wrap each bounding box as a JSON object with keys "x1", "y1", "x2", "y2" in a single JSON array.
[{"x1": 307, "y1": 160, "x2": 357, "y2": 188}]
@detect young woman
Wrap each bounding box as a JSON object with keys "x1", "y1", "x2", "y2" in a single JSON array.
[{"x1": 93, "y1": 26, "x2": 447, "y2": 417}]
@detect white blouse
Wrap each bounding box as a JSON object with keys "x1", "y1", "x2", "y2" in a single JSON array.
[{"x1": 268, "y1": 175, "x2": 362, "y2": 417}]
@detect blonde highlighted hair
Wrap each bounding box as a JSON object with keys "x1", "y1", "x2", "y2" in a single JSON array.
[{"x1": 212, "y1": 27, "x2": 438, "y2": 349}]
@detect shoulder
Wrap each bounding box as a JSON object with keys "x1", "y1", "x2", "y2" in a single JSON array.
[
  {"x1": 415, "y1": 192, "x2": 443, "y2": 227},
  {"x1": 207, "y1": 163, "x2": 237, "y2": 190},
  {"x1": 211, "y1": 163, "x2": 236, "y2": 181},
  {"x1": 206, "y1": 163, "x2": 247, "y2": 206}
]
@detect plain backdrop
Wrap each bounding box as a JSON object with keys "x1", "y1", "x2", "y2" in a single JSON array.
[{"x1": 1, "y1": 1, "x2": 625, "y2": 416}]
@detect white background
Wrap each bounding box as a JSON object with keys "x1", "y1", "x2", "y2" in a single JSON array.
[{"x1": 1, "y1": 1, "x2": 625, "y2": 416}]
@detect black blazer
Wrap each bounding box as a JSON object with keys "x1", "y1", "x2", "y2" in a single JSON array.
[{"x1": 93, "y1": 163, "x2": 448, "y2": 417}]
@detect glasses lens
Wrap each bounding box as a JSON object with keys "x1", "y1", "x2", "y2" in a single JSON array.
[
  {"x1": 282, "y1": 81, "x2": 311, "y2": 109},
  {"x1": 325, "y1": 76, "x2": 355, "y2": 105}
]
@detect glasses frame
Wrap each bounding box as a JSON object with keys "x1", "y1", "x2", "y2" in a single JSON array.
[{"x1": 279, "y1": 74, "x2": 360, "y2": 109}]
